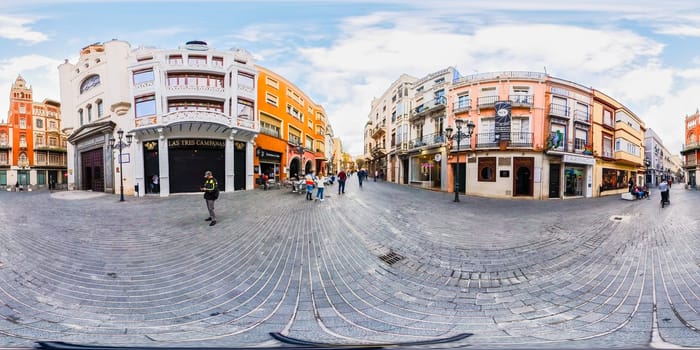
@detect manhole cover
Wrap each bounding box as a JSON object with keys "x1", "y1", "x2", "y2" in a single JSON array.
[
  {"x1": 379, "y1": 252, "x2": 404, "y2": 265},
  {"x1": 609, "y1": 215, "x2": 630, "y2": 222}
]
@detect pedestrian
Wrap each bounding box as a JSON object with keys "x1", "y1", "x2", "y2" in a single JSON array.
[
  {"x1": 358, "y1": 169, "x2": 364, "y2": 187},
  {"x1": 200, "y1": 170, "x2": 219, "y2": 226},
  {"x1": 374, "y1": 170, "x2": 378, "y2": 182},
  {"x1": 262, "y1": 173, "x2": 269, "y2": 190},
  {"x1": 305, "y1": 170, "x2": 316, "y2": 200},
  {"x1": 315, "y1": 172, "x2": 326, "y2": 201},
  {"x1": 151, "y1": 174, "x2": 159, "y2": 193},
  {"x1": 337, "y1": 169, "x2": 347, "y2": 194}
]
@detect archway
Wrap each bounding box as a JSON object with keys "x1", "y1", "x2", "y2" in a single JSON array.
[
  {"x1": 289, "y1": 157, "x2": 300, "y2": 179},
  {"x1": 305, "y1": 159, "x2": 312, "y2": 175}
]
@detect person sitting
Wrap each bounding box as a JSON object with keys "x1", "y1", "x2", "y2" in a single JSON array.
[
  {"x1": 642, "y1": 184, "x2": 650, "y2": 199},
  {"x1": 633, "y1": 185, "x2": 644, "y2": 200}
]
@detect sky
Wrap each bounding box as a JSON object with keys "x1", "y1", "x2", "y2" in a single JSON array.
[{"x1": 2, "y1": 0, "x2": 700, "y2": 157}]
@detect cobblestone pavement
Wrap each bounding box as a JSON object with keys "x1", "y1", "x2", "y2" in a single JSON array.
[{"x1": 0, "y1": 181, "x2": 699, "y2": 349}]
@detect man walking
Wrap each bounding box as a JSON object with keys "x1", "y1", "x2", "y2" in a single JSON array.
[
  {"x1": 337, "y1": 169, "x2": 347, "y2": 194},
  {"x1": 358, "y1": 168, "x2": 364, "y2": 187},
  {"x1": 201, "y1": 170, "x2": 219, "y2": 226}
]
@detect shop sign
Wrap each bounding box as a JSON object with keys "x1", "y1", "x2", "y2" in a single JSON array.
[
  {"x1": 168, "y1": 138, "x2": 225, "y2": 149},
  {"x1": 257, "y1": 148, "x2": 282, "y2": 161},
  {"x1": 563, "y1": 154, "x2": 595, "y2": 165}
]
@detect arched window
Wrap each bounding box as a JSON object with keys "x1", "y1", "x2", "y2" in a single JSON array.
[
  {"x1": 80, "y1": 74, "x2": 101, "y2": 94},
  {"x1": 79, "y1": 109, "x2": 84, "y2": 125},
  {"x1": 86, "y1": 104, "x2": 92, "y2": 122},
  {"x1": 18, "y1": 152, "x2": 28, "y2": 165}
]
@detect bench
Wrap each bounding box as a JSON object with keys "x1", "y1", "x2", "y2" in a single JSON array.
[{"x1": 621, "y1": 192, "x2": 635, "y2": 201}]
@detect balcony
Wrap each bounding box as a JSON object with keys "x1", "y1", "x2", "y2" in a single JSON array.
[
  {"x1": 477, "y1": 96, "x2": 498, "y2": 109},
  {"x1": 686, "y1": 158, "x2": 697, "y2": 167},
  {"x1": 682, "y1": 141, "x2": 700, "y2": 153},
  {"x1": 545, "y1": 135, "x2": 592, "y2": 155},
  {"x1": 411, "y1": 97, "x2": 447, "y2": 120},
  {"x1": 549, "y1": 103, "x2": 570, "y2": 119},
  {"x1": 166, "y1": 84, "x2": 226, "y2": 99},
  {"x1": 0, "y1": 143, "x2": 11, "y2": 150},
  {"x1": 453, "y1": 100, "x2": 471, "y2": 114},
  {"x1": 409, "y1": 132, "x2": 448, "y2": 150},
  {"x1": 475, "y1": 132, "x2": 534, "y2": 149},
  {"x1": 371, "y1": 124, "x2": 386, "y2": 138},
  {"x1": 573, "y1": 109, "x2": 591, "y2": 124},
  {"x1": 34, "y1": 145, "x2": 67, "y2": 152},
  {"x1": 133, "y1": 110, "x2": 258, "y2": 133},
  {"x1": 615, "y1": 150, "x2": 643, "y2": 166},
  {"x1": 509, "y1": 95, "x2": 534, "y2": 108},
  {"x1": 371, "y1": 145, "x2": 387, "y2": 158}
]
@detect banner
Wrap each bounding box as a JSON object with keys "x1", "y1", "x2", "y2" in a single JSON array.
[{"x1": 494, "y1": 101, "x2": 512, "y2": 142}]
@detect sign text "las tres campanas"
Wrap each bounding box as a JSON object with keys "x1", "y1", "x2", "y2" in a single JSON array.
[{"x1": 168, "y1": 138, "x2": 226, "y2": 149}]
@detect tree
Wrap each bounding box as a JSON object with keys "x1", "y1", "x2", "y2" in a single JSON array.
[{"x1": 356, "y1": 157, "x2": 366, "y2": 170}]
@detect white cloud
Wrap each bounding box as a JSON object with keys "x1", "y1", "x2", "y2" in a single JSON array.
[
  {"x1": 0, "y1": 55, "x2": 62, "y2": 122},
  {"x1": 291, "y1": 11, "x2": 665, "y2": 155},
  {"x1": 0, "y1": 14, "x2": 48, "y2": 43}
]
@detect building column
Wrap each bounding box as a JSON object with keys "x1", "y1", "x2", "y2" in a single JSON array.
[
  {"x1": 247, "y1": 140, "x2": 255, "y2": 190},
  {"x1": 157, "y1": 128, "x2": 170, "y2": 197},
  {"x1": 224, "y1": 130, "x2": 235, "y2": 192},
  {"x1": 133, "y1": 136, "x2": 145, "y2": 197}
]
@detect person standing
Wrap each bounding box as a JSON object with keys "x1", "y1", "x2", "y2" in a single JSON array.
[
  {"x1": 305, "y1": 170, "x2": 316, "y2": 200},
  {"x1": 151, "y1": 174, "x2": 159, "y2": 193},
  {"x1": 315, "y1": 172, "x2": 326, "y2": 201},
  {"x1": 201, "y1": 170, "x2": 219, "y2": 226},
  {"x1": 337, "y1": 169, "x2": 347, "y2": 194}
]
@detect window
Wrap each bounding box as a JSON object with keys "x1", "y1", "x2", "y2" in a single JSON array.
[
  {"x1": 97, "y1": 100, "x2": 104, "y2": 117},
  {"x1": 18, "y1": 152, "x2": 28, "y2": 164},
  {"x1": 212, "y1": 56, "x2": 224, "y2": 67},
  {"x1": 574, "y1": 128, "x2": 588, "y2": 151},
  {"x1": 603, "y1": 134, "x2": 613, "y2": 158},
  {"x1": 0, "y1": 133, "x2": 7, "y2": 144},
  {"x1": 265, "y1": 93, "x2": 279, "y2": 107},
  {"x1": 188, "y1": 55, "x2": 207, "y2": 65},
  {"x1": 603, "y1": 109, "x2": 613, "y2": 126},
  {"x1": 79, "y1": 109, "x2": 84, "y2": 125},
  {"x1": 478, "y1": 157, "x2": 496, "y2": 182},
  {"x1": 265, "y1": 76, "x2": 279, "y2": 89},
  {"x1": 457, "y1": 94, "x2": 470, "y2": 109},
  {"x1": 80, "y1": 75, "x2": 101, "y2": 94},
  {"x1": 167, "y1": 100, "x2": 223, "y2": 112},
  {"x1": 478, "y1": 118, "x2": 495, "y2": 145},
  {"x1": 86, "y1": 104, "x2": 92, "y2": 122},
  {"x1": 237, "y1": 99, "x2": 254, "y2": 120},
  {"x1": 615, "y1": 110, "x2": 640, "y2": 130},
  {"x1": 35, "y1": 134, "x2": 44, "y2": 146},
  {"x1": 35, "y1": 118, "x2": 43, "y2": 129},
  {"x1": 0, "y1": 153, "x2": 7, "y2": 165},
  {"x1": 49, "y1": 137, "x2": 57, "y2": 147},
  {"x1": 615, "y1": 138, "x2": 640, "y2": 156},
  {"x1": 19, "y1": 135, "x2": 27, "y2": 147},
  {"x1": 602, "y1": 168, "x2": 628, "y2": 190},
  {"x1": 37, "y1": 153, "x2": 46, "y2": 164},
  {"x1": 308, "y1": 118, "x2": 313, "y2": 129},
  {"x1": 260, "y1": 121, "x2": 281, "y2": 138},
  {"x1": 434, "y1": 77, "x2": 445, "y2": 84},
  {"x1": 135, "y1": 95, "x2": 156, "y2": 118},
  {"x1": 19, "y1": 105, "x2": 26, "y2": 114},
  {"x1": 238, "y1": 71, "x2": 255, "y2": 90},
  {"x1": 305, "y1": 136, "x2": 313, "y2": 149},
  {"x1": 133, "y1": 69, "x2": 155, "y2": 85},
  {"x1": 287, "y1": 104, "x2": 301, "y2": 119},
  {"x1": 575, "y1": 102, "x2": 589, "y2": 121},
  {"x1": 20, "y1": 118, "x2": 26, "y2": 128},
  {"x1": 168, "y1": 55, "x2": 183, "y2": 64},
  {"x1": 49, "y1": 121, "x2": 57, "y2": 130}
]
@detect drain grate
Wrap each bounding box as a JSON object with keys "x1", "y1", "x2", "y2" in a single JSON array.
[
  {"x1": 379, "y1": 252, "x2": 404, "y2": 265},
  {"x1": 614, "y1": 216, "x2": 623, "y2": 221}
]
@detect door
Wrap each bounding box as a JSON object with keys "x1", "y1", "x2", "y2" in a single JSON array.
[
  {"x1": 234, "y1": 142, "x2": 246, "y2": 190},
  {"x1": 143, "y1": 145, "x2": 160, "y2": 193},
  {"x1": 452, "y1": 163, "x2": 466, "y2": 194},
  {"x1": 81, "y1": 148, "x2": 104, "y2": 192},
  {"x1": 549, "y1": 164, "x2": 561, "y2": 198},
  {"x1": 402, "y1": 158, "x2": 409, "y2": 184},
  {"x1": 513, "y1": 157, "x2": 534, "y2": 196},
  {"x1": 169, "y1": 148, "x2": 225, "y2": 193}
]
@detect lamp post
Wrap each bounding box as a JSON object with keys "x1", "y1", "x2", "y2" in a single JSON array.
[
  {"x1": 297, "y1": 144, "x2": 305, "y2": 176},
  {"x1": 445, "y1": 119, "x2": 475, "y2": 202},
  {"x1": 110, "y1": 128, "x2": 133, "y2": 202}
]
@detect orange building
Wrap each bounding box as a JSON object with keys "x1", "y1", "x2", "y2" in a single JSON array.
[
  {"x1": 0, "y1": 75, "x2": 67, "y2": 190},
  {"x1": 255, "y1": 66, "x2": 328, "y2": 185}
]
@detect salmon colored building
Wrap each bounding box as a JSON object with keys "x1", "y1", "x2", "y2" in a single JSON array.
[
  {"x1": 0, "y1": 75, "x2": 67, "y2": 190},
  {"x1": 681, "y1": 110, "x2": 700, "y2": 187},
  {"x1": 255, "y1": 66, "x2": 328, "y2": 185}
]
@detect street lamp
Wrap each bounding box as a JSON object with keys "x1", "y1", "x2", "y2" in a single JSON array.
[
  {"x1": 110, "y1": 128, "x2": 133, "y2": 202},
  {"x1": 445, "y1": 119, "x2": 475, "y2": 202},
  {"x1": 297, "y1": 144, "x2": 305, "y2": 176}
]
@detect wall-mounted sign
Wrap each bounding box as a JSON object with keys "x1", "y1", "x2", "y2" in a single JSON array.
[
  {"x1": 494, "y1": 101, "x2": 511, "y2": 142},
  {"x1": 257, "y1": 148, "x2": 282, "y2": 161},
  {"x1": 500, "y1": 170, "x2": 510, "y2": 178},
  {"x1": 168, "y1": 138, "x2": 225, "y2": 149}
]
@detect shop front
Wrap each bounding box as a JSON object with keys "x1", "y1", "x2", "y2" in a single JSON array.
[
  {"x1": 410, "y1": 152, "x2": 442, "y2": 189},
  {"x1": 256, "y1": 147, "x2": 282, "y2": 184}
]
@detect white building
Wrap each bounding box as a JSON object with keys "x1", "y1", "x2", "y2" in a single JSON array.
[{"x1": 60, "y1": 40, "x2": 259, "y2": 196}]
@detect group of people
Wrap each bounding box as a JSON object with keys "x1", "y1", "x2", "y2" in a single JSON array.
[{"x1": 628, "y1": 181, "x2": 650, "y2": 200}]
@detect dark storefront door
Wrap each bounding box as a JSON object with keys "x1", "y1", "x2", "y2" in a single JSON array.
[
  {"x1": 513, "y1": 157, "x2": 534, "y2": 196},
  {"x1": 234, "y1": 141, "x2": 246, "y2": 190},
  {"x1": 81, "y1": 148, "x2": 104, "y2": 192},
  {"x1": 549, "y1": 164, "x2": 561, "y2": 198},
  {"x1": 169, "y1": 148, "x2": 225, "y2": 193},
  {"x1": 402, "y1": 159, "x2": 409, "y2": 184},
  {"x1": 143, "y1": 143, "x2": 160, "y2": 193}
]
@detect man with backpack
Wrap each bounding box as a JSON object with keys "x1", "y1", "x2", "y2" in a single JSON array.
[{"x1": 201, "y1": 170, "x2": 219, "y2": 226}]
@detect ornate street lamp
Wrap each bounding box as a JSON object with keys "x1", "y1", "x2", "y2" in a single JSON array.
[
  {"x1": 110, "y1": 128, "x2": 133, "y2": 202},
  {"x1": 445, "y1": 119, "x2": 475, "y2": 202}
]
